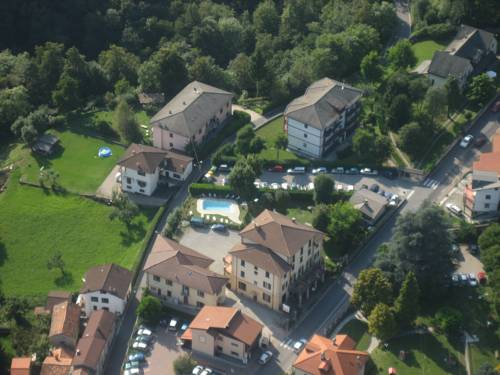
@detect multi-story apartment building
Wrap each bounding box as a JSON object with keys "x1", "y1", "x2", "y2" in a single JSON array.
[
  {"x1": 227, "y1": 209, "x2": 324, "y2": 312},
  {"x1": 144, "y1": 236, "x2": 228, "y2": 310},
  {"x1": 464, "y1": 132, "x2": 500, "y2": 219},
  {"x1": 284, "y1": 78, "x2": 362, "y2": 159},
  {"x1": 150, "y1": 81, "x2": 233, "y2": 153}
]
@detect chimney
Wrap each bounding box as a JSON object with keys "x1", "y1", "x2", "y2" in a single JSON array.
[
  {"x1": 169, "y1": 110, "x2": 172, "y2": 114},
  {"x1": 76, "y1": 349, "x2": 81, "y2": 356},
  {"x1": 332, "y1": 337, "x2": 337, "y2": 346},
  {"x1": 194, "y1": 87, "x2": 198, "y2": 92},
  {"x1": 291, "y1": 217, "x2": 296, "y2": 223},
  {"x1": 182, "y1": 101, "x2": 186, "y2": 105},
  {"x1": 356, "y1": 355, "x2": 362, "y2": 368}
]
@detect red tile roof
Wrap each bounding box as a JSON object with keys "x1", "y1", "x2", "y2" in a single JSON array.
[
  {"x1": 10, "y1": 357, "x2": 31, "y2": 375},
  {"x1": 49, "y1": 301, "x2": 80, "y2": 344},
  {"x1": 473, "y1": 132, "x2": 500, "y2": 175}
]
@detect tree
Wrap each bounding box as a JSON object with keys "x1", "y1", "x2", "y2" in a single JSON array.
[
  {"x1": 253, "y1": 0, "x2": 279, "y2": 35},
  {"x1": 0, "y1": 86, "x2": 31, "y2": 137},
  {"x1": 434, "y1": 307, "x2": 463, "y2": 336},
  {"x1": 52, "y1": 73, "x2": 83, "y2": 112},
  {"x1": 475, "y1": 363, "x2": 497, "y2": 375},
  {"x1": 235, "y1": 125, "x2": 255, "y2": 154},
  {"x1": 114, "y1": 100, "x2": 142, "y2": 143},
  {"x1": 467, "y1": 74, "x2": 496, "y2": 108},
  {"x1": 38, "y1": 168, "x2": 60, "y2": 189},
  {"x1": 455, "y1": 220, "x2": 477, "y2": 243},
  {"x1": 228, "y1": 53, "x2": 254, "y2": 93},
  {"x1": 228, "y1": 157, "x2": 257, "y2": 200},
  {"x1": 352, "y1": 268, "x2": 393, "y2": 317},
  {"x1": 164, "y1": 208, "x2": 183, "y2": 238},
  {"x1": 47, "y1": 251, "x2": 65, "y2": 276},
  {"x1": 188, "y1": 56, "x2": 228, "y2": 88},
  {"x1": 386, "y1": 94, "x2": 411, "y2": 130},
  {"x1": 398, "y1": 122, "x2": 427, "y2": 158},
  {"x1": 387, "y1": 40, "x2": 417, "y2": 69},
  {"x1": 360, "y1": 51, "x2": 383, "y2": 82},
  {"x1": 352, "y1": 127, "x2": 392, "y2": 164},
  {"x1": 136, "y1": 295, "x2": 162, "y2": 325},
  {"x1": 368, "y1": 303, "x2": 398, "y2": 341},
  {"x1": 173, "y1": 354, "x2": 196, "y2": 375},
  {"x1": 394, "y1": 271, "x2": 419, "y2": 326},
  {"x1": 424, "y1": 86, "x2": 448, "y2": 121},
  {"x1": 109, "y1": 191, "x2": 140, "y2": 228},
  {"x1": 327, "y1": 202, "x2": 365, "y2": 256},
  {"x1": 313, "y1": 175, "x2": 334, "y2": 204},
  {"x1": 375, "y1": 201, "x2": 454, "y2": 298},
  {"x1": 445, "y1": 76, "x2": 463, "y2": 116},
  {"x1": 98, "y1": 45, "x2": 140, "y2": 86},
  {"x1": 274, "y1": 134, "x2": 288, "y2": 161},
  {"x1": 478, "y1": 224, "x2": 500, "y2": 274},
  {"x1": 312, "y1": 204, "x2": 330, "y2": 233}
]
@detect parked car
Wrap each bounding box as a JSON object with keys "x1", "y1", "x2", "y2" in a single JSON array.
[
  {"x1": 190, "y1": 216, "x2": 205, "y2": 228},
  {"x1": 218, "y1": 164, "x2": 230, "y2": 172},
  {"x1": 258, "y1": 351, "x2": 274, "y2": 365},
  {"x1": 459, "y1": 273, "x2": 468, "y2": 285},
  {"x1": 491, "y1": 100, "x2": 500, "y2": 113},
  {"x1": 124, "y1": 369, "x2": 140, "y2": 375},
  {"x1": 369, "y1": 184, "x2": 380, "y2": 193},
  {"x1": 460, "y1": 134, "x2": 474, "y2": 148},
  {"x1": 168, "y1": 318, "x2": 179, "y2": 332},
  {"x1": 451, "y1": 244, "x2": 460, "y2": 254},
  {"x1": 268, "y1": 165, "x2": 284, "y2": 173},
  {"x1": 474, "y1": 134, "x2": 487, "y2": 148},
  {"x1": 451, "y1": 274, "x2": 459, "y2": 285},
  {"x1": 287, "y1": 166, "x2": 306, "y2": 174},
  {"x1": 137, "y1": 327, "x2": 152, "y2": 336},
  {"x1": 128, "y1": 352, "x2": 145, "y2": 362},
  {"x1": 115, "y1": 172, "x2": 122, "y2": 183},
  {"x1": 136, "y1": 335, "x2": 153, "y2": 344},
  {"x1": 260, "y1": 181, "x2": 268, "y2": 189},
  {"x1": 360, "y1": 168, "x2": 378, "y2": 175},
  {"x1": 477, "y1": 272, "x2": 487, "y2": 284},
  {"x1": 468, "y1": 243, "x2": 479, "y2": 255},
  {"x1": 270, "y1": 182, "x2": 280, "y2": 190},
  {"x1": 468, "y1": 273, "x2": 478, "y2": 287},
  {"x1": 346, "y1": 167, "x2": 359, "y2": 175},
  {"x1": 445, "y1": 203, "x2": 462, "y2": 216},
  {"x1": 132, "y1": 341, "x2": 148, "y2": 351},
  {"x1": 211, "y1": 224, "x2": 226, "y2": 233},
  {"x1": 293, "y1": 338, "x2": 308, "y2": 353},
  {"x1": 192, "y1": 365, "x2": 204, "y2": 375},
  {"x1": 312, "y1": 167, "x2": 327, "y2": 175},
  {"x1": 332, "y1": 167, "x2": 344, "y2": 174},
  {"x1": 382, "y1": 169, "x2": 398, "y2": 179},
  {"x1": 200, "y1": 369, "x2": 213, "y2": 375},
  {"x1": 124, "y1": 361, "x2": 140, "y2": 370}
]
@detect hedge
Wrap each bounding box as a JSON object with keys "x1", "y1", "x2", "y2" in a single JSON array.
[
  {"x1": 410, "y1": 23, "x2": 457, "y2": 43},
  {"x1": 195, "y1": 111, "x2": 251, "y2": 159},
  {"x1": 189, "y1": 183, "x2": 234, "y2": 197}
]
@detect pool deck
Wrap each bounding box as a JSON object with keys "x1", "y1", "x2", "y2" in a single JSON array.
[{"x1": 196, "y1": 198, "x2": 241, "y2": 224}]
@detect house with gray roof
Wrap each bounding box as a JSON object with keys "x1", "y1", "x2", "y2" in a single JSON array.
[
  {"x1": 284, "y1": 78, "x2": 363, "y2": 158},
  {"x1": 349, "y1": 188, "x2": 387, "y2": 224},
  {"x1": 150, "y1": 81, "x2": 233, "y2": 153},
  {"x1": 427, "y1": 25, "x2": 497, "y2": 87}
]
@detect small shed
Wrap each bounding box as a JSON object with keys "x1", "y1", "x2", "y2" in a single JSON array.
[
  {"x1": 138, "y1": 92, "x2": 165, "y2": 105},
  {"x1": 32, "y1": 134, "x2": 59, "y2": 155}
]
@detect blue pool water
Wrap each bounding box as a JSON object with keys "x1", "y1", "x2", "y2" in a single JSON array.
[{"x1": 202, "y1": 199, "x2": 233, "y2": 212}]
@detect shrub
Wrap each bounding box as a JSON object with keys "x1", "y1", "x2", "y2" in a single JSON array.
[
  {"x1": 136, "y1": 296, "x2": 162, "y2": 325},
  {"x1": 189, "y1": 183, "x2": 234, "y2": 197},
  {"x1": 95, "y1": 120, "x2": 119, "y2": 139},
  {"x1": 434, "y1": 307, "x2": 463, "y2": 335},
  {"x1": 164, "y1": 207, "x2": 183, "y2": 238},
  {"x1": 410, "y1": 23, "x2": 457, "y2": 43},
  {"x1": 173, "y1": 354, "x2": 196, "y2": 375}
]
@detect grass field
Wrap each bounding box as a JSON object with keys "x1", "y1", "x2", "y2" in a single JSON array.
[
  {"x1": 256, "y1": 116, "x2": 308, "y2": 163},
  {"x1": 0, "y1": 172, "x2": 156, "y2": 297},
  {"x1": 17, "y1": 130, "x2": 125, "y2": 194},
  {"x1": 337, "y1": 319, "x2": 371, "y2": 351},
  {"x1": 411, "y1": 40, "x2": 447, "y2": 65},
  {"x1": 369, "y1": 333, "x2": 466, "y2": 375}
]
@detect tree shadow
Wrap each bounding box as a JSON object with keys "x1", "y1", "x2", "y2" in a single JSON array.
[
  {"x1": 120, "y1": 222, "x2": 146, "y2": 246},
  {"x1": 54, "y1": 272, "x2": 74, "y2": 287},
  {"x1": 0, "y1": 239, "x2": 7, "y2": 266}
]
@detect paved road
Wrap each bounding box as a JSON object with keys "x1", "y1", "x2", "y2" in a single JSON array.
[
  {"x1": 260, "y1": 109, "x2": 500, "y2": 375},
  {"x1": 394, "y1": 0, "x2": 411, "y2": 40}
]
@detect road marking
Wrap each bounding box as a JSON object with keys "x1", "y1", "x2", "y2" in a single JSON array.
[
  {"x1": 406, "y1": 189, "x2": 415, "y2": 200},
  {"x1": 423, "y1": 178, "x2": 440, "y2": 189}
]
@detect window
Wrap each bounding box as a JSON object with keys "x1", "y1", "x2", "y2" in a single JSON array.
[
  {"x1": 292, "y1": 255, "x2": 295, "y2": 263},
  {"x1": 165, "y1": 279, "x2": 172, "y2": 286},
  {"x1": 197, "y1": 290, "x2": 205, "y2": 298},
  {"x1": 196, "y1": 301, "x2": 204, "y2": 308},
  {"x1": 153, "y1": 275, "x2": 160, "y2": 282},
  {"x1": 91, "y1": 296, "x2": 98, "y2": 302},
  {"x1": 138, "y1": 180, "x2": 147, "y2": 188},
  {"x1": 173, "y1": 173, "x2": 181, "y2": 179},
  {"x1": 157, "y1": 289, "x2": 161, "y2": 296},
  {"x1": 485, "y1": 203, "x2": 490, "y2": 209},
  {"x1": 126, "y1": 177, "x2": 132, "y2": 184},
  {"x1": 93, "y1": 306, "x2": 97, "y2": 310},
  {"x1": 139, "y1": 189, "x2": 145, "y2": 193},
  {"x1": 485, "y1": 194, "x2": 491, "y2": 200},
  {"x1": 304, "y1": 124, "x2": 308, "y2": 129},
  {"x1": 199, "y1": 336, "x2": 206, "y2": 343},
  {"x1": 240, "y1": 260, "x2": 245, "y2": 267},
  {"x1": 102, "y1": 307, "x2": 109, "y2": 311},
  {"x1": 101, "y1": 298, "x2": 109, "y2": 303},
  {"x1": 167, "y1": 290, "x2": 172, "y2": 297},
  {"x1": 262, "y1": 293, "x2": 271, "y2": 303},
  {"x1": 238, "y1": 282, "x2": 246, "y2": 291},
  {"x1": 240, "y1": 270, "x2": 245, "y2": 278},
  {"x1": 304, "y1": 133, "x2": 308, "y2": 138},
  {"x1": 216, "y1": 345, "x2": 223, "y2": 351},
  {"x1": 263, "y1": 281, "x2": 271, "y2": 290},
  {"x1": 169, "y1": 133, "x2": 173, "y2": 138},
  {"x1": 309, "y1": 239, "x2": 312, "y2": 246},
  {"x1": 230, "y1": 351, "x2": 239, "y2": 357},
  {"x1": 303, "y1": 143, "x2": 307, "y2": 148},
  {"x1": 300, "y1": 247, "x2": 303, "y2": 255},
  {"x1": 300, "y1": 257, "x2": 303, "y2": 263},
  {"x1": 169, "y1": 142, "x2": 173, "y2": 147},
  {"x1": 231, "y1": 342, "x2": 239, "y2": 347},
  {"x1": 220, "y1": 108, "x2": 223, "y2": 113},
  {"x1": 138, "y1": 170, "x2": 145, "y2": 176},
  {"x1": 265, "y1": 271, "x2": 270, "y2": 278},
  {"x1": 254, "y1": 265, "x2": 258, "y2": 271},
  {"x1": 198, "y1": 128, "x2": 202, "y2": 134}
]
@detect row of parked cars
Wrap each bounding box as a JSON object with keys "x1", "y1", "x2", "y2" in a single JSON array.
[
  {"x1": 272, "y1": 165, "x2": 389, "y2": 177},
  {"x1": 451, "y1": 272, "x2": 484, "y2": 287}
]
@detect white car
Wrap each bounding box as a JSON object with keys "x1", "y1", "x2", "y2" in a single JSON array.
[
  {"x1": 258, "y1": 350, "x2": 273, "y2": 365},
  {"x1": 115, "y1": 172, "x2": 122, "y2": 182},
  {"x1": 192, "y1": 365, "x2": 204, "y2": 375},
  {"x1": 360, "y1": 168, "x2": 371, "y2": 175},
  {"x1": 132, "y1": 341, "x2": 148, "y2": 351},
  {"x1": 260, "y1": 181, "x2": 268, "y2": 188},
  {"x1": 124, "y1": 369, "x2": 140, "y2": 375},
  {"x1": 293, "y1": 338, "x2": 308, "y2": 352},
  {"x1": 200, "y1": 369, "x2": 213, "y2": 375},
  {"x1": 281, "y1": 182, "x2": 289, "y2": 190},
  {"x1": 312, "y1": 167, "x2": 327, "y2": 175},
  {"x1": 445, "y1": 203, "x2": 462, "y2": 216},
  {"x1": 307, "y1": 182, "x2": 315, "y2": 191},
  {"x1": 168, "y1": 318, "x2": 179, "y2": 331},
  {"x1": 270, "y1": 182, "x2": 280, "y2": 190},
  {"x1": 468, "y1": 273, "x2": 478, "y2": 287},
  {"x1": 254, "y1": 181, "x2": 261, "y2": 188},
  {"x1": 137, "y1": 328, "x2": 152, "y2": 336},
  {"x1": 460, "y1": 134, "x2": 474, "y2": 148}
]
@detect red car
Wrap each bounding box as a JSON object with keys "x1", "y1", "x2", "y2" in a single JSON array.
[
  {"x1": 268, "y1": 165, "x2": 284, "y2": 173},
  {"x1": 491, "y1": 100, "x2": 500, "y2": 113},
  {"x1": 474, "y1": 134, "x2": 487, "y2": 148}
]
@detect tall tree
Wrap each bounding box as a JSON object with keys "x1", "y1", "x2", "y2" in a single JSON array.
[
  {"x1": 352, "y1": 126, "x2": 392, "y2": 164},
  {"x1": 360, "y1": 51, "x2": 383, "y2": 82},
  {"x1": 386, "y1": 94, "x2": 411, "y2": 130},
  {"x1": 47, "y1": 251, "x2": 66, "y2": 276},
  {"x1": 0, "y1": 86, "x2": 31, "y2": 137},
  {"x1": 368, "y1": 303, "x2": 398, "y2": 341},
  {"x1": 327, "y1": 201, "x2": 365, "y2": 256},
  {"x1": 313, "y1": 175, "x2": 334, "y2": 205},
  {"x1": 375, "y1": 201, "x2": 454, "y2": 298},
  {"x1": 114, "y1": 100, "x2": 142, "y2": 143},
  {"x1": 394, "y1": 271, "x2": 419, "y2": 326},
  {"x1": 352, "y1": 268, "x2": 393, "y2": 317},
  {"x1": 387, "y1": 39, "x2": 417, "y2": 69},
  {"x1": 137, "y1": 295, "x2": 162, "y2": 325},
  {"x1": 424, "y1": 86, "x2": 448, "y2": 122},
  {"x1": 228, "y1": 156, "x2": 258, "y2": 200},
  {"x1": 273, "y1": 134, "x2": 288, "y2": 161},
  {"x1": 445, "y1": 76, "x2": 463, "y2": 117},
  {"x1": 466, "y1": 74, "x2": 496, "y2": 108},
  {"x1": 253, "y1": 0, "x2": 280, "y2": 35},
  {"x1": 98, "y1": 45, "x2": 140, "y2": 86},
  {"x1": 109, "y1": 191, "x2": 140, "y2": 228}
]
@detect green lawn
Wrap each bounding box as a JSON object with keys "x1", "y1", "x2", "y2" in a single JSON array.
[
  {"x1": 337, "y1": 319, "x2": 371, "y2": 351},
  {"x1": 286, "y1": 206, "x2": 314, "y2": 225},
  {"x1": 0, "y1": 172, "x2": 156, "y2": 297},
  {"x1": 256, "y1": 116, "x2": 308, "y2": 163},
  {"x1": 370, "y1": 333, "x2": 466, "y2": 375},
  {"x1": 18, "y1": 129, "x2": 125, "y2": 194},
  {"x1": 411, "y1": 40, "x2": 447, "y2": 65}
]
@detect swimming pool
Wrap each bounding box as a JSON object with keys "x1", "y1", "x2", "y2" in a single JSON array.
[{"x1": 202, "y1": 199, "x2": 233, "y2": 212}]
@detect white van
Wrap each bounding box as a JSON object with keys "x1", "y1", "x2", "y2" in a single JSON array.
[{"x1": 287, "y1": 166, "x2": 306, "y2": 174}]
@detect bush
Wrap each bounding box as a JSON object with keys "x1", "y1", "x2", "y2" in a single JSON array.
[
  {"x1": 434, "y1": 307, "x2": 463, "y2": 335},
  {"x1": 189, "y1": 183, "x2": 234, "y2": 197},
  {"x1": 173, "y1": 354, "x2": 196, "y2": 375},
  {"x1": 136, "y1": 295, "x2": 162, "y2": 325},
  {"x1": 410, "y1": 23, "x2": 457, "y2": 43},
  {"x1": 164, "y1": 207, "x2": 183, "y2": 238},
  {"x1": 95, "y1": 120, "x2": 119, "y2": 139}
]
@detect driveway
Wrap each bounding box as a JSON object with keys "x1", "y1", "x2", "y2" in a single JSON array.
[
  {"x1": 143, "y1": 328, "x2": 187, "y2": 375},
  {"x1": 96, "y1": 165, "x2": 120, "y2": 199},
  {"x1": 179, "y1": 227, "x2": 240, "y2": 274},
  {"x1": 456, "y1": 245, "x2": 484, "y2": 275}
]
